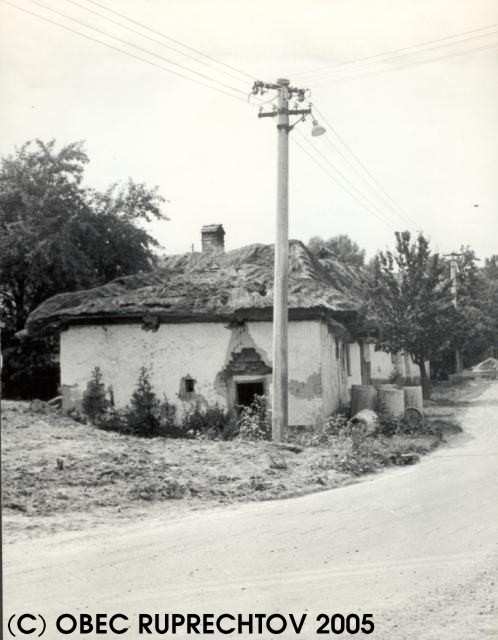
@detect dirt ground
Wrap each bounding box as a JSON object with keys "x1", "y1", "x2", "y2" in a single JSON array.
[
  {"x1": 1, "y1": 379, "x2": 485, "y2": 542},
  {"x1": 4, "y1": 378, "x2": 497, "y2": 640}
]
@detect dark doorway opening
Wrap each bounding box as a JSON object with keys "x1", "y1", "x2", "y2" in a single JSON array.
[{"x1": 236, "y1": 381, "x2": 264, "y2": 408}]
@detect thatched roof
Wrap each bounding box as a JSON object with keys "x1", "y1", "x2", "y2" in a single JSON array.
[{"x1": 26, "y1": 240, "x2": 361, "y2": 334}]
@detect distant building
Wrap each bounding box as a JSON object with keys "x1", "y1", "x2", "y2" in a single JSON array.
[{"x1": 27, "y1": 226, "x2": 419, "y2": 426}]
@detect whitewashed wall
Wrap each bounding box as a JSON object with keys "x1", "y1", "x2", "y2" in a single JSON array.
[
  {"x1": 60, "y1": 319, "x2": 324, "y2": 426},
  {"x1": 319, "y1": 323, "x2": 352, "y2": 416},
  {"x1": 319, "y1": 323, "x2": 338, "y2": 417},
  {"x1": 358, "y1": 343, "x2": 424, "y2": 383},
  {"x1": 249, "y1": 320, "x2": 323, "y2": 426},
  {"x1": 370, "y1": 346, "x2": 395, "y2": 381},
  {"x1": 347, "y1": 342, "x2": 363, "y2": 388}
]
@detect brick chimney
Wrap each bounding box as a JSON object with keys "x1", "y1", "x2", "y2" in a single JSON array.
[{"x1": 201, "y1": 224, "x2": 225, "y2": 253}]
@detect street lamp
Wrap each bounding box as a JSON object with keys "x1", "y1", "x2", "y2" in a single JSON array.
[{"x1": 311, "y1": 118, "x2": 326, "y2": 137}]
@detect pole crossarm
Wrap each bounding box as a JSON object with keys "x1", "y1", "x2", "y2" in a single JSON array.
[
  {"x1": 287, "y1": 108, "x2": 311, "y2": 116},
  {"x1": 252, "y1": 79, "x2": 309, "y2": 99},
  {"x1": 259, "y1": 107, "x2": 312, "y2": 132},
  {"x1": 257, "y1": 108, "x2": 311, "y2": 118}
]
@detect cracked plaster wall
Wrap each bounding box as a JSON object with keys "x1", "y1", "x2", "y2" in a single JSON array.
[
  {"x1": 247, "y1": 320, "x2": 324, "y2": 426},
  {"x1": 60, "y1": 319, "x2": 325, "y2": 426}
]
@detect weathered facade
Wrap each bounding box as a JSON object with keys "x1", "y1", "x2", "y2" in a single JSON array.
[
  {"x1": 60, "y1": 320, "x2": 330, "y2": 425},
  {"x1": 27, "y1": 228, "x2": 418, "y2": 426}
]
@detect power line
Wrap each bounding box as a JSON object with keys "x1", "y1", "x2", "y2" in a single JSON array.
[
  {"x1": 2, "y1": 0, "x2": 248, "y2": 103},
  {"x1": 294, "y1": 135, "x2": 394, "y2": 230},
  {"x1": 313, "y1": 39, "x2": 498, "y2": 86},
  {"x1": 1, "y1": 1, "x2": 472, "y2": 238},
  {"x1": 293, "y1": 132, "x2": 396, "y2": 230},
  {"x1": 27, "y1": 0, "x2": 249, "y2": 97},
  {"x1": 82, "y1": 0, "x2": 256, "y2": 81},
  {"x1": 61, "y1": 0, "x2": 252, "y2": 87},
  {"x1": 295, "y1": 130, "x2": 403, "y2": 228},
  {"x1": 294, "y1": 23, "x2": 498, "y2": 80},
  {"x1": 313, "y1": 105, "x2": 419, "y2": 228}
]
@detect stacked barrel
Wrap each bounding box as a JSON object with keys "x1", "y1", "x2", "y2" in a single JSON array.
[{"x1": 350, "y1": 383, "x2": 424, "y2": 420}]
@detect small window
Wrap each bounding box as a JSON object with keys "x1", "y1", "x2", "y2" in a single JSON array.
[
  {"x1": 185, "y1": 376, "x2": 195, "y2": 393},
  {"x1": 179, "y1": 375, "x2": 196, "y2": 398}
]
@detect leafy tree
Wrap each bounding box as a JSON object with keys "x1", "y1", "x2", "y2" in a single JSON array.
[
  {"x1": 0, "y1": 139, "x2": 167, "y2": 397},
  {"x1": 308, "y1": 234, "x2": 366, "y2": 267},
  {"x1": 368, "y1": 231, "x2": 457, "y2": 397},
  {"x1": 484, "y1": 255, "x2": 498, "y2": 281},
  {"x1": 451, "y1": 248, "x2": 497, "y2": 367},
  {"x1": 430, "y1": 248, "x2": 498, "y2": 377},
  {"x1": 480, "y1": 255, "x2": 498, "y2": 359}
]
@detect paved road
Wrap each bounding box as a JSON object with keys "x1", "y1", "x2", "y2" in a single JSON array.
[{"x1": 4, "y1": 383, "x2": 498, "y2": 639}]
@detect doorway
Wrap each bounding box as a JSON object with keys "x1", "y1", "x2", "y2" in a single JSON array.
[{"x1": 236, "y1": 381, "x2": 264, "y2": 408}]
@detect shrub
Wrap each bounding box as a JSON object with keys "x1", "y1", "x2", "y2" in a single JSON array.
[
  {"x1": 126, "y1": 367, "x2": 161, "y2": 437},
  {"x1": 158, "y1": 395, "x2": 178, "y2": 436},
  {"x1": 97, "y1": 407, "x2": 128, "y2": 433},
  {"x1": 323, "y1": 413, "x2": 350, "y2": 436},
  {"x1": 376, "y1": 414, "x2": 403, "y2": 437},
  {"x1": 237, "y1": 395, "x2": 271, "y2": 441},
  {"x1": 97, "y1": 396, "x2": 178, "y2": 438},
  {"x1": 291, "y1": 412, "x2": 351, "y2": 447},
  {"x1": 331, "y1": 429, "x2": 443, "y2": 476},
  {"x1": 82, "y1": 367, "x2": 109, "y2": 424},
  {"x1": 289, "y1": 426, "x2": 328, "y2": 448},
  {"x1": 375, "y1": 412, "x2": 459, "y2": 439},
  {"x1": 181, "y1": 403, "x2": 232, "y2": 438}
]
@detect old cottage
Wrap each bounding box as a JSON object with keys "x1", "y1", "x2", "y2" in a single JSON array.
[{"x1": 27, "y1": 225, "x2": 419, "y2": 426}]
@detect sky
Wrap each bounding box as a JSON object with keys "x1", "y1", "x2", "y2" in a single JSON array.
[{"x1": 1, "y1": 0, "x2": 497, "y2": 259}]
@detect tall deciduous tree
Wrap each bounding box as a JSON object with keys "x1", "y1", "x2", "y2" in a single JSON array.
[
  {"x1": 482, "y1": 255, "x2": 498, "y2": 358},
  {"x1": 0, "y1": 139, "x2": 167, "y2": 397},
  {"x1": 368, "y1": 231, "x2": 456, "y2": 397},
  {"x1": 308, "y1": 234, "x2": 365, "y2": 267},
  {"x1": 452, "y1": 248, "x2": 497, "y2": 367}
]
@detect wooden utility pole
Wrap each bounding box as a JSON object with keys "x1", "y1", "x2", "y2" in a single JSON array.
[
  {"x1": 0, "y1": 320, "x2": 4, "y2": 421},
  {"x1": 252, "y1": 78, "x2": 323, "y2": 441},
  {"x1": 445, "y1": 253, "x2": 464, "y2": 374},
  {"x1": 273, "y1": 78, "x2": 290, "y2": 441},
  {"x1": 0, "y1": 318, "x2": 4, "y2": 636}
]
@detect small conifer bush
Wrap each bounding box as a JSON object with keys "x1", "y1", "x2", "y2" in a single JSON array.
[
  {"x1": 82, "y1": 367, "x2": 109, "y2": 424},
  {"x1": 126, "y1": 367, "x2": 161, "y2": 437}
]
